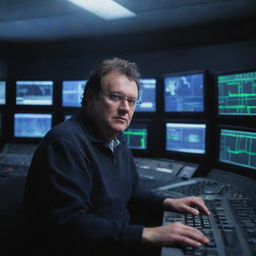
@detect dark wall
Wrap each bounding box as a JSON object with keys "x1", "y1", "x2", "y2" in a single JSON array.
[
  {"x1": 6, "y1": 38, "x2": 256, "y2": 80},
  {"x1": 0, "y1": 43, "x2": 7, "y2": 79},
  {"x1": 6, "y1": 18, "x2": 256, "y2": 80}
]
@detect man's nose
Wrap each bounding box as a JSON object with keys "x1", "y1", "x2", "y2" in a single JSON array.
[{"x1": 119, "y1": 99, "x2": 130, "y2": 111}]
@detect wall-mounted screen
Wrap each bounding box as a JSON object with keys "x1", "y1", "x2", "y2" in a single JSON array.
[
  {"x1": 65, "y1": 115, "x2": 72, "y2": 121},
  {"x1": 0, "y1": 81, "x2": 6, "y2": 105},
  {"x1": 217, "y1": 71, "x2": 256, "y2": 116},
  {"x1": 14, "y1": 113, "x2": 52, "y2": 138},
  {"x1": 62, "y1": 80, "x2": 87, "y2": 107},
  {"x1": 164, "y1": 73, "x2": 204, "y2": 112},
  {"x1": 166, "y1": 122, "x2": 206, "y2": 154},
  {"x1": 136, "y1": 78, "x2": 156, "y2": 112},
  {"x1": 0, "y1": 113, "x2": 2, "y2": 136},
  {"x1": 219, "y1": 128, "x2": 256, "y2": 170},
  {"x1": 124, "y1": 122, "x2": 148, "y2": 150},
  {"x1": 16, "y1": 81, "x2": 53, "y2": 105}
]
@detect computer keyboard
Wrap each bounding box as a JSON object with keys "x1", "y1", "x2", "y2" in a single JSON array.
[
  {"x1": 161, "y1": 198, "x2": 256, "y2": 256},
  {"x1": 0, "y1": 153, "x2": 33, "y2": 177},
  {"x1": 1, "y1": 143, "x2": 37, "y2": 154},
  {"x1": 154, "y1": 177, "x2": 255, "y2": 199},
  {"x1": 0, "y1": 153, "x2": 33, "y2": 167},
  {"x1": 0, "y1": 143, "x2": 37, "y2": 178}
]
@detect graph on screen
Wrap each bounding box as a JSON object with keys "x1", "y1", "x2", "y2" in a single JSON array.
[
  {"x1": 62, "y1": 80, "x2": 87, "y2": 107},
  {"x1": 218, "y1": 71, "x2": 256, "y2": 116},
  {"x1": 124, "y1": 123, "x2": 148, "y2": 150},
  {"x1": 0, "y1": 81, "x2": 6, "y2": 104},
  {"x1": 136, "y1": 78, "x2": 156, "y2": 112},
  {"x1": 16, "y1": 81, "x2": 53, "y2": 105},
  {"x1": 219, "y1": 129, "x2": 256, "y2": 170},
  {"x1": 164, "y1": 73, "x2": 204, "y2": 112},
  {"x1": 14, "y1": 113, "x2": 52, "y2": 138},
  {"x1": 166, "y1": 123, "x2": 206, "y2": 154}
]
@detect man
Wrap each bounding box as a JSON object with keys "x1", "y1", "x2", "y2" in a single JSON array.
[{"x1": 24, "y1": 57, "x2": 210, "y2": 255}]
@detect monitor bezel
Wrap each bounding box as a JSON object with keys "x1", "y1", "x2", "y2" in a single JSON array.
[
  {"x1": 15, "y1": 80, "x2": 54, "y2": 106},
  {"x1": 215, "y1": 68, "x2": 256, "y2": 120},
  {"x1": 215, "y1": 124, "x2": 256, "y2": 180},
  {"x1": 162, "y1": 70, "x2": 207, "y2": 115}
]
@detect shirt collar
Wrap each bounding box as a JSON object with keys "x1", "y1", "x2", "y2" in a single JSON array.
[{"x1": 104, "y1": 137, "x2": 120, "y2": 152}]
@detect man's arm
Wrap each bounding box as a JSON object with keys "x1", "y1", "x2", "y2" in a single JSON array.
[{"x1": 25, "y1": 138, "x2": 144, "y2": 251}]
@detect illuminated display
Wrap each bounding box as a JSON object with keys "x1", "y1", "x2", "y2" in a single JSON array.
[
  {"x1": 65, "y1": 115, "x2": 72, "y2": 121},
  {"x1": 218, "y1": 71, "x2": 256, "y2": 116},
  {"x1": 16, "y1": 81, "x2": 53, "y2": 105},
  {"x1": 166, "y1": 123, "x2": 206, "y2": 154},
  {"x1": 164, "y1": 73, "x2": 204, "y2": 112},
  {"x1": 0, "y1": 81, "x2": 6, "y2": 104},
  {"x1": 219, "y1": 129, "x2": 256, "y2": 170},
  {"x1": 62, "y1": 80, "x2": 87, "y2": 107},
  {"x1": 136, "y1": 78, "x2": 156, "y2": 112},
  {"x1": 124, "y1": 123, "x2": 148, "y2": 150},
  {"x1": 14, "y1": 113, "x2": 52, "y2": 138}
]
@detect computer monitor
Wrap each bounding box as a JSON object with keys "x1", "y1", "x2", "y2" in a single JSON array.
[
  {"x1": 16, "y1": 81, "x2": 53, "y2": 105},
  {"x1": 62, "y1": 80, "x2": 87, "y2": 107},
  {"x1": 0, "y1": 113, "x2": 2, "y2": 137},
  {"x1": 64, "y1": 114, "x2": 72, "y2": 121},
  {"x1": 217, "y1": 70, "x2": 256, "y2": 116},
  {"x1": 0, "y1": 81, "x2": 6, "y2": 105},
  {"x1": 14, "y1": 113, "x2": 52, "y2": 138},
  {"x1": 124, "y1": 122, "x2": 148, "y2": 150},
  {"x1": 136, "y1": 78, "x2": 156, "y2": 112},
  {"x1": 166, "y1": 122, "x2": 206, "y2": 154},
  {"x1": 219, "y1": 127, "x2": 256, "y2": 171},
  {"x1": 164, "y1": 72, "x2": 204, "y2": 112}
]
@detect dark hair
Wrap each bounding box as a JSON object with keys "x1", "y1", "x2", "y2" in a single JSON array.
[{"x1": 81, "y1": 57, "x2": 141, "y2": 107}]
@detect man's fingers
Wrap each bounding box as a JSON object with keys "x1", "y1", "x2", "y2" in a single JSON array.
[
  {"x1": 171, "y1": 222, "x2": 210, "y2": 246},
  {"x1": 173, "y1": 226, "x2": 209, "y2": 247},
  {"x1": 183, "y1": 197, "x2": 211, "y2": 216}
]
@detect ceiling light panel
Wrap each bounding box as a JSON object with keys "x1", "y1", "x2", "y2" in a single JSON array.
[{"x1": 67, "y1": 0, "x2": 136, "y2": 20}]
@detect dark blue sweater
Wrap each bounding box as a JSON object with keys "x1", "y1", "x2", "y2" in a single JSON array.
[{"x1": 24, "y1": 112, "x2": 164, "y2": 255}]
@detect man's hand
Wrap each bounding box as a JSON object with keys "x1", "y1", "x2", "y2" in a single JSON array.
[
  {"x1": 142, "y1": 222, "x2": 209, "y2": 247},
  {"x1": 163, "y1": 196, "x2": 210, "y2": 216}
]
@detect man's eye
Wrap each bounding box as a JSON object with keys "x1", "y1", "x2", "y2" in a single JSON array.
[
  {"x1": 110, "y1": 94, "x2": 121, "y2": 101},
  {"x1": 127, "y1": 99, "x2": 135, "y2": 105}
]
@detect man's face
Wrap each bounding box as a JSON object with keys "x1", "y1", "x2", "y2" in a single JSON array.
[{"x1": 89, "y1": 71, "x2": 138, "y2": 141}]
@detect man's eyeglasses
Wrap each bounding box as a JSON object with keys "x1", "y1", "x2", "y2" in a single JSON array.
[{"x1": 101, "y1": 91, "x2": 141, "y2": 107}]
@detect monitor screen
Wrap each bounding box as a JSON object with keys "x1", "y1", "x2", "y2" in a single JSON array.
[
  {"x1": 136, "y1": 78, "x2": 156, "y2": 112},
  {"x1": 14, "y1": 113, "x2": 52, "y2": 138},
  {"x1": 166, "y1": 122, "x2": 206, "y2": 154},
  {"x1": 0, "y1": 113, "x2": 2, "y2": 136},
  {"x1": 0, "y1": 81, "x2": 6, "y2": 105},
  {"x1": 124, "y1": 122, "x2": 148, "y2": 150},
  {"x1": 62, "y1": 80, "x2": 87, "y2": 107},
  {"x1": 217, "y1": 71, "x2": 256, "y2": 116},
  {"x1": 219, "y1": 128, "x2": 256, "y2": 170},
  {"x1": 164, "y1": 73, "x2": 204, "y2": 112},
  {"x1": 16, "y1": 81, "x2": 53, "y2": 105},
  {"x1": 64, "y1": 115, "x2": 72, "y2": 121}
]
